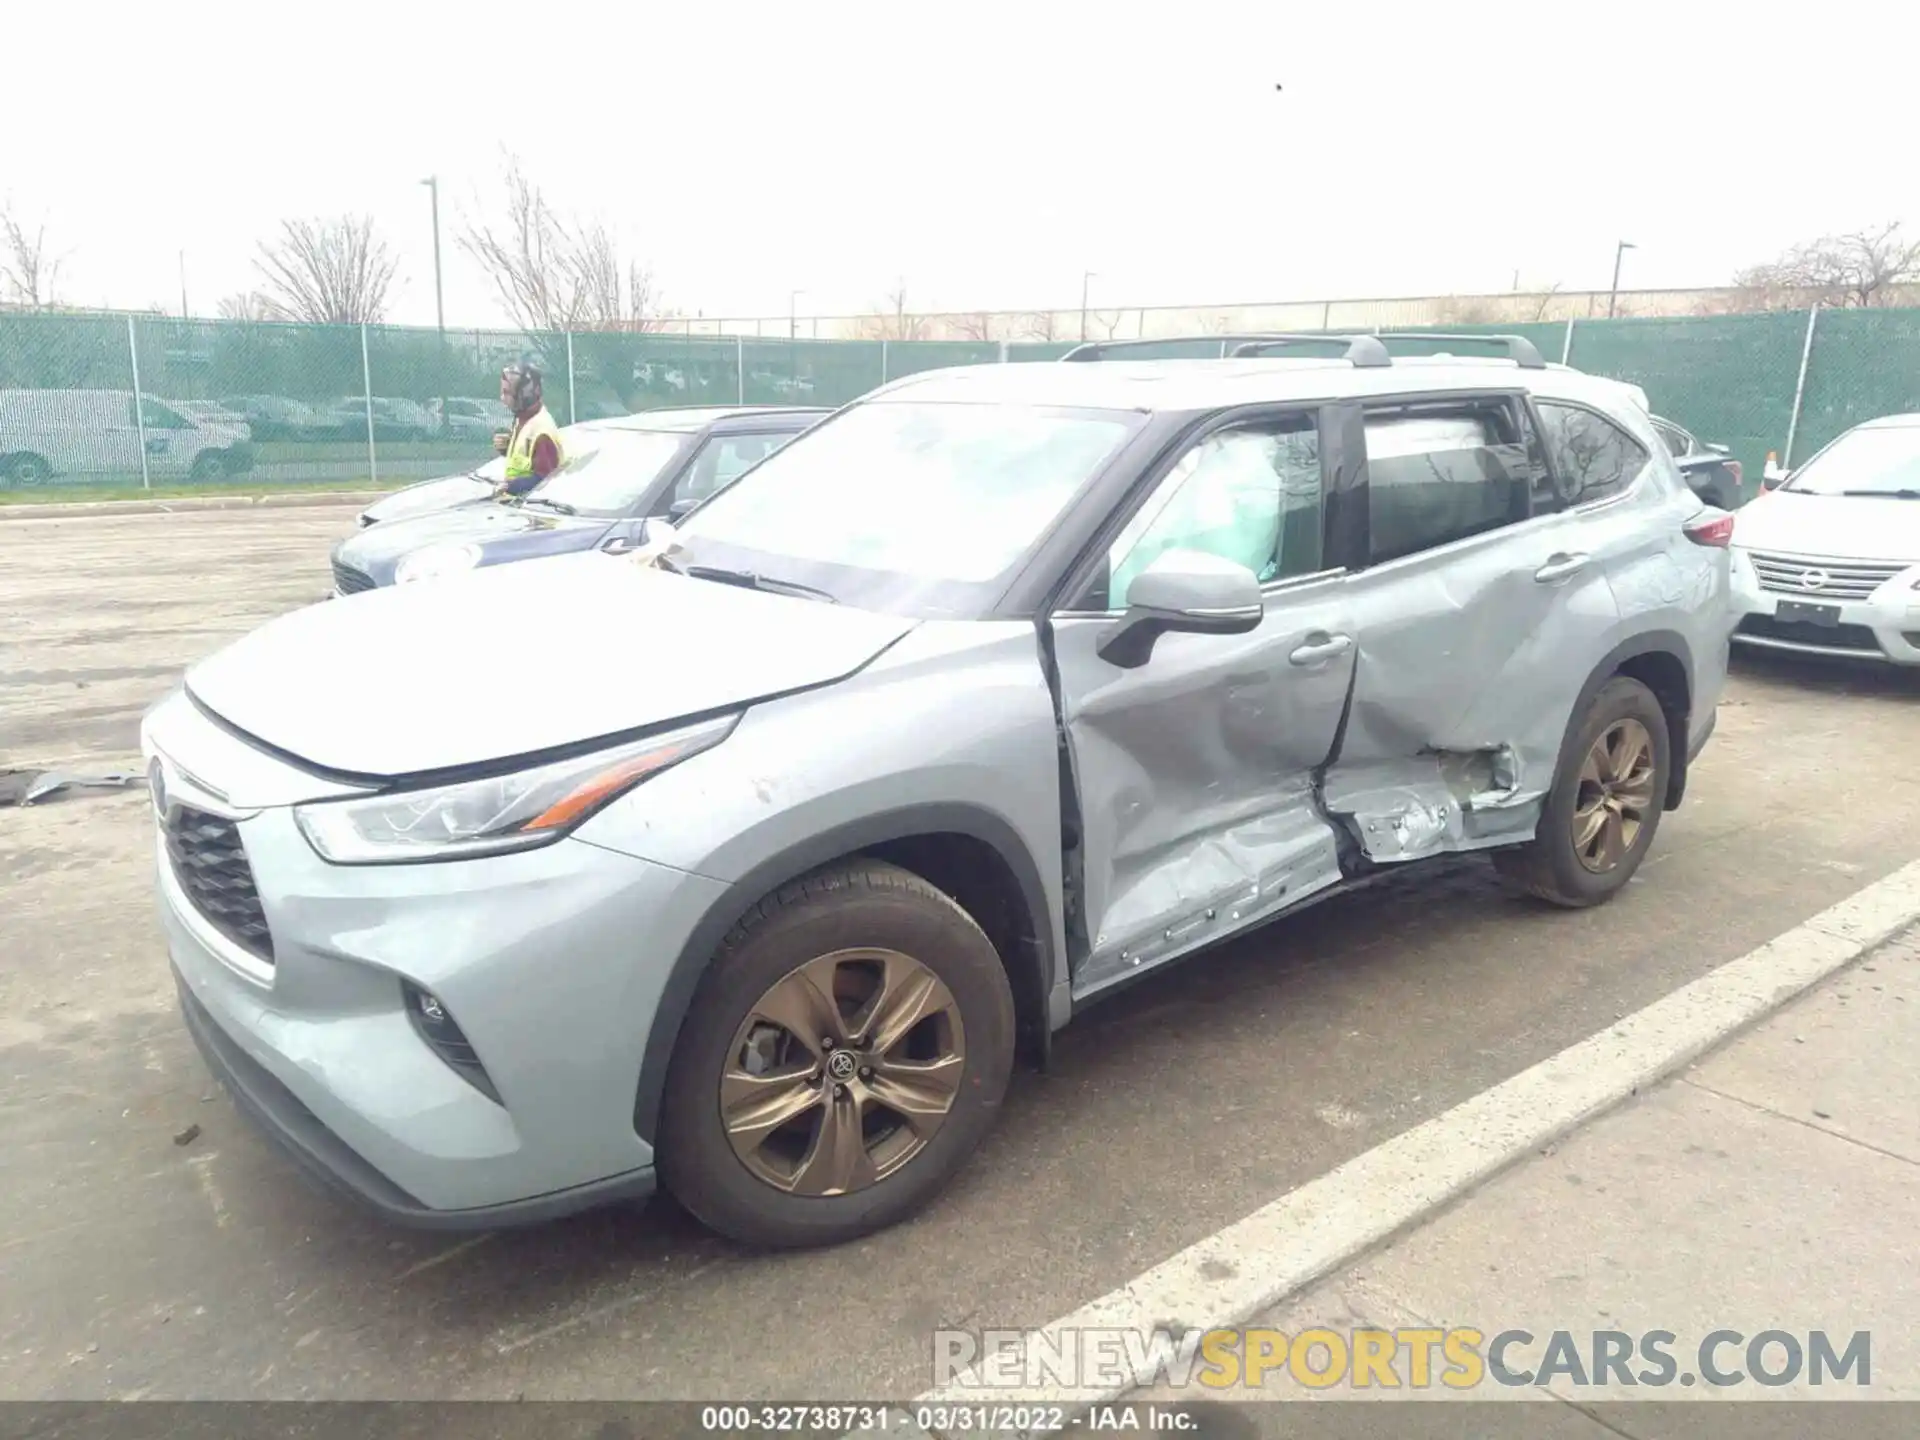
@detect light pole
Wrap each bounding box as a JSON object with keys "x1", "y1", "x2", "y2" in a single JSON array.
[
  {"x1": 421, "y1": 176, "x2": 447, "y2": 432},
  {"x1": 178, "y1": 251, "x2": 189, "y2": 319},
  {"x1": 1608, "y1": 240, "x2": 1636, "y2": 319},
  {"x1": 1080, "y1": 271, "x2": 1097, "y2": 342},
  {"x1": 790, "y1": 289, "x2": 805, "y2": 340}
]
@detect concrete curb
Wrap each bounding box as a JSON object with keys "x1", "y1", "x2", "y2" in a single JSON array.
[
  {"x1": 0, "y1": 491, "x2": 387, "y2": 520},
  {"x1": 913, "y1": 858, "x2": 1920, "y2": 1431}
]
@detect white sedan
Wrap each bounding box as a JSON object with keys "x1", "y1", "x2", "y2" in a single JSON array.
[{"x1": 1731, "y1": 413, "x2": 1920, "y2": 664}]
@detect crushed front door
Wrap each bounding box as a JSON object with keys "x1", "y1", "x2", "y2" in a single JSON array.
[{"x1": 1044, "y1": 412, "x2": 1357, "y2": 998}]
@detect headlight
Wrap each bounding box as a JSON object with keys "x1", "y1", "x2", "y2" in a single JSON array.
[
  {"x1": 293, "y1": 713, "x2": 740, "y2": 864},
  {"x1": 394, "y1": 543, "x2": 481, "y2": 585}
]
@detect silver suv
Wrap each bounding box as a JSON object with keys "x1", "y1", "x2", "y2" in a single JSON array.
[{"x1": 142, "y1": 333, "x2": 1734, "y2": 1248}]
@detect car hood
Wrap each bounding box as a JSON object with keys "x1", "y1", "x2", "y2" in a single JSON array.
[
  {"x1": 336, "y1": 502, "x2": 611, "y2": 580},
  {"x1": 185, "y1": 552, "x2": 918, "y2": 778},
  {"x1": 359, "y1": 472, "x2": 494, "y2": 525},
  {"x1": 1734, "y1": 492, "x2": 1920, "y2": 563}
]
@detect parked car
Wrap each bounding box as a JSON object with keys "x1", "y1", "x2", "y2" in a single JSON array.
[
  {"x1": 350, "y1": 406, "x2": 824, "y2": 530},
  {"x1": 142, "y1": 333, "x2": 1730, "y2": 1247},
  {"x1": 1649, "y1": 414, "x2": 1743, "y2": 510},
  {"x1": 428, "y1": 396, "x2": 513, "y2": 439},
  {"x1": 1729, "y1": 412, "x2": 1920, "y2": 665},
  {"x1": 319, "y1": 396, "x2": 436, "y2": 442},
  {"x1": 173, "y1": 400, "x2": 254, "y2": 432},
  {"x1": 330, "y1": 407, "x2": 828, "y2": 593},
  {"x1": 1, "y1": 388, "x2": 255, "y2": 485},
  {"x1": 219, "y1": 395, "x2": 331, "y2": 443}
]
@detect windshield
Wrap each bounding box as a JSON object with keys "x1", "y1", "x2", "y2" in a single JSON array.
[
  {"x1": 673, "y1": 400, "x2": 1139, "y2": 612},
  {"x1": 523, "y1": 428, "x2": 688, "y2": 514},
  {"x1": 1786, "y1": 426, "x2": 1920, "y2": 497}
]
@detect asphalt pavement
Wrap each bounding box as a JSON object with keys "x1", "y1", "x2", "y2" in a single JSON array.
[{"x1": 2, "y1": 507, "x2": 1918, "y2": 1402}]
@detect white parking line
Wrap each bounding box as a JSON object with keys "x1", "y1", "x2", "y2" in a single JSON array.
[{"x1": 910, "y1": 858, "x2": 1920, "y2": 1423}]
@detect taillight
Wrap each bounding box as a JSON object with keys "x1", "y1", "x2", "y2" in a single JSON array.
[{"x1": 1685, "y1": 513, "x2": 1735, "y2": 547}]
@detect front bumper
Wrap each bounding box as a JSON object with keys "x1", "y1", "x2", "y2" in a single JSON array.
[
  {"x1": 144, "y1": 689, "x2": 729, "y2": 1226},
  {"x1": 1729, "y1": 547, "x2": 1920, "y2": 664}
]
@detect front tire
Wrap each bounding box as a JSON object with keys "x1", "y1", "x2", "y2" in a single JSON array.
[
  {"x1": 189, "y1": 451, "x2": 227, "y2": 482},
  {"x1": 1492, "y1": 676, "x2": 1671, "y2": 908},
  {"x1": 3, "y1": 453, "x2": 52, "y2": 486},
  {"x1": 657, "y1": 860, "x2": 1016, "y2": 1249}
]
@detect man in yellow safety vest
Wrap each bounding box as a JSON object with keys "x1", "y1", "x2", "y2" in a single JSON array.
[{"x1": 492, "y1": 360, "x2": 565, "y2": 498}]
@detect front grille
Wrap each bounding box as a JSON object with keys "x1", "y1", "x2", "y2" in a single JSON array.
[
  {"x1": 331, "y1": 559, "x2": 375, "y2": 594},
  {"x1": 1747, "y1": 550, "x2": 1911, "y2": 601},
  {"x1": 1737, "y1": 614, "x2": 1884, "y2": 655},
  {"x1": 165, "y1": 806, "x2": 274, "y2": 963}
]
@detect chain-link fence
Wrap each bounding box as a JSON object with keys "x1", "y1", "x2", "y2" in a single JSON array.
[{"x1": 0, "y1": 307, "x2": 1901, "y2": 496}]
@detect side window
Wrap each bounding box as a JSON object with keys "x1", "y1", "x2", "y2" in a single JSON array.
[
  {"x1": 672, "y1": 432, "x2": 784, "y2": 507},
  {"x1": 1096, "y1": 418, "x2": 1323, "y2": 610},
  {"x1": 1363, "y1": 408, "x2": 1532, "y2": 565},
  {"x1": 1536, "y1": 403, "x2": 1651, "y2": 507},
  {"x1": 139, "y1": 399, "x2": 190, "y2": 430},
  {"x1": 1650, "y1": 419, "x2": 1690, "y2": 457}
]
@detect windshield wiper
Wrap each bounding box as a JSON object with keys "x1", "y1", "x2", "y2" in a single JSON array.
[
  {"x1": 1839, "y1": 488, "x2": 1920, "y2": 499},
  {"x1": 682, "y1": 564, "x2": 838, "y2": 604},
  {"x1": 522, "y1": 495, "x2": 578, "y2": 515}
]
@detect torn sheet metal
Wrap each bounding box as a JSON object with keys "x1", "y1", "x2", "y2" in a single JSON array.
[
  {"x1": 1323, "y1": 746, "x2": 1538, "y2": 864},
  {"x1": 0, "y1": 768, "x2": 143, "y2": 808},
  {"x1": 1073, "y1": 799, "x2": 1341, "y2": 995}
]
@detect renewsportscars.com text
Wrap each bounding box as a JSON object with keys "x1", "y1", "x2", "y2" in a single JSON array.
[{"x1": 933, "y1": 1326, "x2": 1872, "y2": 1391}]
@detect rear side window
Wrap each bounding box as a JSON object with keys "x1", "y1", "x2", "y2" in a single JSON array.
[
  {"x1": 1536, "y1": 402, "x2": 1650, "y2": 507},
  {"x1": 1363, "y1": 408, "x2": 1532, "y2": 565}
]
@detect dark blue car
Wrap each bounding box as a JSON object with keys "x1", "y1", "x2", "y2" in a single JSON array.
[{"x1": 329, "y1": 406, "x2": 828, "y2": 594}]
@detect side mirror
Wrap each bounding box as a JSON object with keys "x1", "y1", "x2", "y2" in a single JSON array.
[
  {"x1": 1095, "y1": 549, "x2": 1264, "y2": 669},
  {"x1": 668, "y1": 497, "x2": 700, "y2": 522}
]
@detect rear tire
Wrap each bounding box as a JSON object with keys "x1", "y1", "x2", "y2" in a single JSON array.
[
  {"x1": 1492, "y1": 676, "x2": 1672, "y2": 908},
  {"x1": 189, "y1": 452, "x2": 227, "y2": 482},
  {"x1": 657, "y1": 860, "x2": 1016, "y2": 1249}
]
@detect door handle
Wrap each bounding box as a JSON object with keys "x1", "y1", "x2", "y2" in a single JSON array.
[
  {"x1": 1534, "y1": 552, "x2": 1591, "y2": 585},
  {"x1": 1289, "y1": 633, "x2": 1354, "y2": 666}
]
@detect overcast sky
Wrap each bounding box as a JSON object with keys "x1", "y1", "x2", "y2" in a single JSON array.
[{"x1": 8, "y1": 0, "x2": 1909, "y2": 328}]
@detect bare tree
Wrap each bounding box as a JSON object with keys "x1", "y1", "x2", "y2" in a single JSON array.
[
  {"x1": 253, "y1": 215, "x2": 398, "y2": 324},
  {"x1": 0, "y1": 203, "x2": 65, "y2": 309},
  {"x1": 1017, "y1": 310, "x2": 1063, "y2": 342},
  {"x1": 854, "y1": 283, "x2": 934, "y2": 341},
  {"x1": 950, "y1": 311, "x2": 1000, "y2": 342},
  {"x1": 1729, "y1": 222, "x2": 1920, "y2": 311},
  {"x1": 459, "y1": 158, "x2": 669, "y2": 334},
  {"x1": 218, "y1": 291, "x2": 274, "y2": 321},
  {"x1": 1087, "y1": 308, "x2": 1127, "y2": 341}
]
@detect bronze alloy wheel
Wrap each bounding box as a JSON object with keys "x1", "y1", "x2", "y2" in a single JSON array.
[
  {"x1": 720, "y1": 947, "x2": 967, "y2": 1197},
  {"x1": 1571, "y1": 717, "x2": 1658, "y2": 874}
]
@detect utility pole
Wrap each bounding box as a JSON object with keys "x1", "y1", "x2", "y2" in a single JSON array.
[
  {"x1": 178, "y1": 251, "x2": 189, "y2": 319},
  {"x1": 1608, "y1": 240, "x2": 1636, "y2": 319},
  {"x1": 1080, "y1": 271, "x2": 1097, "y2": 342},
  {"x1": 790, "y1": 289, "x2": 805, "y2": 340},
  {"x1": 421, "y1": 176, "x2": 447, "y2": 432}
]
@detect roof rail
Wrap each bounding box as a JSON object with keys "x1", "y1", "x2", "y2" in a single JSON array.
[
  {"x1": 1059, "y1": 334, "x2": 1316, "y2": 361},
  {"x1": 1226, "y1": 334, "x2": 1392, "y2": 368},
  {"x1": 1058, "y1": 330, "x2": 1549, "y2": 370},
  {"x1": 1362, "y1": 332, "x2": 1549, "y2": 369}
]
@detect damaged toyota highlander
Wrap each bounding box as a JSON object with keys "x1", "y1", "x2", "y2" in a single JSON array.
[{"x1": 142, "y1": 332, "x2": 1734, "y2": 1248}]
